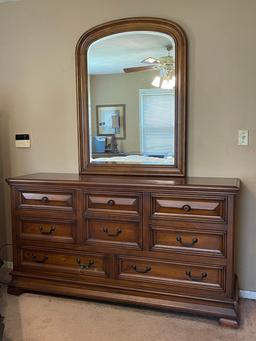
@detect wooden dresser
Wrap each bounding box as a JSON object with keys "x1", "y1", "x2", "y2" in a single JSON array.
[{"x1": 7, "y1": 173, "x2": 240, "y2": 327}]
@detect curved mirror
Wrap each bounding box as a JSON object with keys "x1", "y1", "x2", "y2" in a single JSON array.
[{"x1": 88, "y1": 31, "x2": 176, "y2": 165}]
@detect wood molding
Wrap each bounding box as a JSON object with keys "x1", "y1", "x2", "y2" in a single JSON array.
[
  {"x1": 6, "y1": 174, "x2": 240, "y2": 327},
  {"x1": 75, "y1": 17, "x2": 187, "y2": 177}
]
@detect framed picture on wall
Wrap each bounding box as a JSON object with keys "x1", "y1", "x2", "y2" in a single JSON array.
[{"x1": 96, "y1": 104, "x2": 126, "y2": 139}]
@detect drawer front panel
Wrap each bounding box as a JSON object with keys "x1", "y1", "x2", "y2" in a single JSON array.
[
  {"x1": 86, "y1": 194, "x2": 140, "y2": 213},
  {"x1": 86, "y1": 220, "x2": 142, "y2": 249},
  {"x1": 152, "y1": 195, "x2": 226, "y2": 221},
  {"x1": 18, "y1": 218, "x2": 76, "y2": 243},
  {"x1": 18, "y1": 191, "x2": 74, "y2": 210},
  {"x1": 20, "y1": 249, "x2": 107, "y2": 278},
  {"x1": 118, "y1": 256, "x2": 225, "y2": 291},
  {"x1": 150, "y1": 226, "x2": 226, "y2": 256}
]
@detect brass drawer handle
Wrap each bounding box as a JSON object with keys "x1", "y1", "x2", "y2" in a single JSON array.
[
  {"x1": 131, "y1": 265, "x2": 151, "y2": 274},
  {"x1": 176, "y1": 234, "x2": 198, "y2": 247},
  {"x1": 41, "y1": 196, "x2": 49, "y2": 203},
  {"x1": 39, "y1": 226, "x2": 55, "y2": 235},
  {"x1": 103, "y1": 227, "x2": 122, "y2": 237},
  {"x1": 32, "y1": 254, "x2": 48, "y2": 263},
  {"x1": 186, "y1": 271, "x2": 207, "y2": 282},
  {"x1": 76, "y1": 258, "x2": 94, "y2": 270},
  {"x1": 107, "y1": 199, "x2": 115, "y2": 206},
  {"x1": 182, "y1": 204, "x2": 191, "y2": 212}
]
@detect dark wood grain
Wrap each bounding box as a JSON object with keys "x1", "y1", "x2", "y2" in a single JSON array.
[
  {"x1": 118, "y1": 255, "x2": 225, "y2": 291},
  {"x1": 20, "y1": 247, "x2": 108, "y2": 278},
  {"x1": 7, "y1": 174, "x2": 240, "y2": 327},
  {"x1": 152, "y1": 194, "x2": 226, "y2": 221},
  {"x1": 6, "y1": 173, "x2": 240, "y2": 193},
  {"x1": 75, "y1": 17, "x2": 187, "y2": 177},
  {"x1": 87, "y1": 193, "x2": 139, "y2": 212},
  {"x1": 85, "y1": 219, "x2": 142, "y2": 249},
  {"x1": 150, "y1": 226, "x2": 226, "y2": 256},
  {"x1": 19, "y1": 191, "x2": 73, "y2": 208},
  {"x1": 17, "y1": 217, "x2": 76, "y2": 243}
]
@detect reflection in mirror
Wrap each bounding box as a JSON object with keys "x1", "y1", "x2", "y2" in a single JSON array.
[{"x1": 88, "y1": 31, "x2": 176, "y2": 165}]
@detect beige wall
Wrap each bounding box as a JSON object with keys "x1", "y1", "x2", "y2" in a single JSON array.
[
  {"x1": 0, "y1": 0, "x2": 255, "y2": 291},
  {"x1": 90, "y1": 71, "x2": 158, "y2": 153},
  {"x1": 0, "y1": 125, "x2": 6, "y2": 252}
]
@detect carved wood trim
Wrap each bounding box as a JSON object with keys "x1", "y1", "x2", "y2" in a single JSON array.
[{"x1": 76, "y1": 17, "x2": 187, "y2": 176}]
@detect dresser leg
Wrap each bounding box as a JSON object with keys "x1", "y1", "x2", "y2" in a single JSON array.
[
  {"x1": 7, "y1": 286, "x2": 23, "y2": 296},
  {"x1": 218, "y1": 318, "x2": 239, "y2": 328}
]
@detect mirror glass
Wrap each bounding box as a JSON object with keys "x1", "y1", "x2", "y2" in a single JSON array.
[{"x1": 87, "y1": 31, "x2": 176, "y2": 165}]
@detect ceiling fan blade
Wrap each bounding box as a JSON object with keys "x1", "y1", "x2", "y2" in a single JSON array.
[
  {"x1": 123, "y1": 66, "x2": 156, "y2": 73},
  {"x1": 141, "y1": 57, "x2": 160, "y2": 65}
]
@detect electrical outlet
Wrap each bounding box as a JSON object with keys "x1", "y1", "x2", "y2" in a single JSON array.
[{"x1": 238, "y1": 130, "x2": 249, "y2": 146}]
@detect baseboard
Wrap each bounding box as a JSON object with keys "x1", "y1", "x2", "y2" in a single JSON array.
[
  {"x1": 3, "y1": 260, "x2": 256, "y2": 300},
  {"x1": 239, "y1": 290, "x2": 256, "y2": 300}
]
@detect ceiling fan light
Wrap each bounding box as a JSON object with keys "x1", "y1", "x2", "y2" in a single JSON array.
[
  {"x1": 151, "y1": 76, "x2": 161, "y2": 87},
  {"x1": 142, "y1": 57, "x2": 159, "y2": 64},
  {"x1": 161, "y1": 79, "x2": 171, "y2": 89},
  {"x1": 170, "y1": 76, "x2": 176, "y2": 88},
  {"x1": 161, "y1": 76, "x2": 175, "y2": 89}
]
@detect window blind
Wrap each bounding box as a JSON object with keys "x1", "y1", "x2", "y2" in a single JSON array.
[{"x1": 140, "y1": 89, "x2": 175, "y2": 157}]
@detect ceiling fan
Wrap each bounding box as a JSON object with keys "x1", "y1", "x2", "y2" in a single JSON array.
[{"x1": 123, "y1": 45, "x2": 174, "y2": 74}]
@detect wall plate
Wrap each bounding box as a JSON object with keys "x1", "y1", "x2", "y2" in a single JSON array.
[
  {"x1": 15, "y1": 134, "x2": 31, "y2": 148},
  {"x1": 238, "y1": 130, "x2": 249, "y2": 146}
]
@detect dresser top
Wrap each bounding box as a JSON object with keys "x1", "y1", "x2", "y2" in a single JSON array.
[{"x1": 6, "y1": 173, "x2": 240, "y2": 193}]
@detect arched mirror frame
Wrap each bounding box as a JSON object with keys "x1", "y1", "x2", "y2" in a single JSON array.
[{"x1": 76, "y1": 17, "x2": 187, "y2": 176}]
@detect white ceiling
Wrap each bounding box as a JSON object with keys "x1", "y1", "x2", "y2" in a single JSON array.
[{"x1": 88, "y1": 32, "x2": 175, "y2": 75}]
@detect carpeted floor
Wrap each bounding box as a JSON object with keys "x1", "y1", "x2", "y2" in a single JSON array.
[{"x1": 0, "y1": 268, "x2": 255, "y2": 341}]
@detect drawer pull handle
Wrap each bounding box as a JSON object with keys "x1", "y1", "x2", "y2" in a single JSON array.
[
  {"x1": 103, "y1": 227, "x2": 122, "y2": 237},
  {"x1": 107, "y1": 199, "x2": 115, "y2": 206},
  {"x1": 182, "y1": 204, "x2": 191, "y2": 212},
  {"x1": 32, "y1": 254, "x2": 48, "y2": 263},
  {"x1": 186, "y1": 271, "x2": 207, "y2": 281},
  {"x1": 39, "y1": 226, "x2": 55, "y2": 235},
  {"x1": 176, "y1": 234, "x2": 198, "y2": 247},
  {"x1": 41, "y1": 196, "x2": 49, "y2": 203},
  {"x1": 76, "y1": 258, "x2": 94, "y2": 270},
  {"x1": 131, "y1": 265, "x2": 151, "y2": 274}
]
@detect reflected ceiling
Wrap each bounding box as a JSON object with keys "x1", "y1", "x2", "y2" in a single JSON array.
[{"x1": 88, "y1": 32, "x2": 175, "y2": 75}]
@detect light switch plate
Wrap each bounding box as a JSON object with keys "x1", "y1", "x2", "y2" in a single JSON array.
[{"x1": 238, "y1": 130, "x2": 249, "y2": 146}]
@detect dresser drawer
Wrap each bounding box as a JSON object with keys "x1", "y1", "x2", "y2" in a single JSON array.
[
  {"x1": 17, "y1": 217, "x2": 76, "y2": 243},
  {"x1": 17, "y1": 190, "x2": 74, "y2": 211},
  {"x1": 86, "y1": 193, "x2": 140, "y2": 214},
  {"x1": 20, "y1": 248, "x2": 108, "y2": 278},
  {"x1": 85, "y1": 219, "x2": 142, "y2": 249},
  {"x1": 152, "y1": 194, "x2": 226, "y2": 221},
  {"x1": 118, "y1": 256, "x2": 225, "y2": 291},
  {"x1": 150, "y1": 226, "x2": 226, "y2": 257}
]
